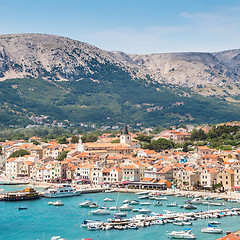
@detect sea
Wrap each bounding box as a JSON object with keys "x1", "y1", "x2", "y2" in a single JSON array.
[{"x1": 1, "y1": 185, "x2": 240, "y2": 240}]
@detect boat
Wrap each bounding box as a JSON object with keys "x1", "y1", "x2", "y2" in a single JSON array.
[
  {"x1": 89, "y1": 203, "x2": 99, "y2": 208},
  {"x1": 167, "y1": 229, "x2": 196, "y2": 239},
  {"x1": 166, "y1": 202, "x2": 178, "y2": 207},
  {"x1": 81, "y1": 220, "x2": 103, "y2": 228},
  {"x1": 105, "y1": 189, "x2": 115, "y2": 193},
  {"x1": 48, "y1": 202, "x2": 54, "y2": 205},
  {"x1": 132, "y1": 208, "x2": 139, "y2": 212},
  {"x1": 209, "y1": 202, "x2": 225, "y2": 206},
  {"x1": 138, "y1": 195, "x2": 149, "y2": 199},
  {"x1": 53, "y1": 200, "x2": 64, "y2": 206},
  {"x1": 109, "y1": 206, "x2": 119, "y2": 210},
  {"x1": 43, "y1": 184, "x2": 81, "y2": 198},
  {"x1": 140, "y1": 201, "x2": 151, "y2": 206},
  {"x1": 155, "y1": 196, "x2": 168, "y2": 201},
  {"x1": 4, "y1": 187, "x2": 39, "y2": 201},
  {"x1": 153, "y1": 201, "x2": 162, "y2": 206},
  {"x1": 190, "y1": 198, "x2": 202, "y2": 205},
  {"x1": 114, "y1": 212, "x2": 127, "y2": 217},
  {"x1": 130, "y1": 200, "x2": 139, "y2": 205},
  {"x1": 104, "y1": 198, "x2": 115, "y2": 202},
  {"x1": 122, "y1": 199, "x2": 131, "y2": 204},
  {"x1": 182, "y1": 222, "x2": 192, "y2": 225},
  {"x1": 88, "y1": 225, "x2": 102, "y2": 231},
  {"x1": 79, "y1": 200, "x2": 95, "y2": 207},
  {"x1": 201, "y1": 227, "x2": 222, "y2": 234},
  {"x1": 138, "y1": 208, "x2": 151, "y2": 214},
  {"x1": 173, "y1": 222, "x2": 184, "y2": 226},
  {"x1": 119, "y1": 204, "x2": 133, "y2": 211},
  {"x1": 153, "y1": 219, "x2": 164, "y2": 225},
  {"x1": 91, "y1": 209, "x2": 110, "y2": 215},
  {"x1": 51, "y1": 236, "x2": 66, "y2": 240},
  {"x1": 128, "y1": 224, "x2": 139, "y2": 229},
  {"x1": 184, "y1": 204, "x2": 197, "y2": 210},
  {"x1": 81, "y1": 220, "x2": 94, "y2": 228},
  {"x1": 210, "y1": 221, "x2": 221, "y2": 225},
  {"x1": 18, "y1": 206, "x2": 28, "y2": 210},
  {"x1": 135, "y1": 191, "x2": 150, "y2": 195}
]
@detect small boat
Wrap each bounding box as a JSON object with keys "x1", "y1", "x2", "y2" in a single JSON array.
[
  {"x1": 182, "y1": 222, "x2": 192, "y2": 225},
  {"x1": 173, "y1": 222, "x2": 184, "y2": 226},
  {"x1": 89, "y1": 203, "x2": 99, "y2": 208},
  {"x1": 184, "y1": 204, "x2": 197, "y2": 210},
  {"x1": 166, "y1": 202, "x2": 178, "y2": 207},
  {"x1": 138, "y1": 208, "x2": 151, "y2": 214},
  {"x1": 140, "y1": 201, "x2": 151, "y2": 206},
  {"x1": 128, "y1": 224, "x2": 139, "y2": 229},
  {"x1": 209, "y1": 202, "x2": 225, "y2": 206},
  {"x1": 114, "y1": 212, "x2": 127, "y2": 217},
  {"x1": 104, "y1": 198, "x2": 115, "y2": 202},
  {"x1": 91, "y1": 209, "x2": 110, "y2": 215},
  {"x1": 138, "y1": 195, "x2": 149, "y2": 200},
  {"x1": 109, "y1": 206, "x2": 119, "y2": 210},
  {"x1": 88, "y1": 225, "x2": 102, "y2": 231},
  {"x1": 156, "y1": 197, "x2": 168, "y2": 201},
  {"x1": 153, "y1": 219, "x2": 164, "y2": 225},
  {"x1": 119, "y1": 204, "x2": 133, "y2": 211},
  {"x1": 167, "y1": 230, "x2": 196, "y2": 239},
  {"x1": 105, "y1": 189, "x2": 115, "y2": 193},
  {"x1": 48, "y1": 202, "x2": 54, "y2": 205},
  {"x1": 18, "y1": 206, "x2": 28, "y2": 210},
  {"x1": 132, "y1": 208, "x2": 139, "y2": 212},
  {"x1": 154, "y1": 201, "x2": 162, "y2": 206},
  {"x1": 122, "y1": 199, "x2": 131, "y2": 204},
  {"x1": 102, "y1": 224, "x2": 112, "y2": 230},
  {"x1": 135, "y1": 191, "x2": 150, "y2": 195},
  {"x1": 81, "y1": 220, "x2": 94, "y2": 228},
  {"x1": 114, "y1": 225, "x2": 127, "y2": 230},
  {"x1": 210, "y1": 221, "x2": 221, "y2": 225},
  {"x1": 130, "y1": 200, "x2": 139, "y2": 205},
  {"x1": 53, "y1": 200, "x2": 64, "y2": 206},
  {"x1": 201, "y1": 227, "x2": 222, "y2": 234},
  {"x1": 51, "y1": 236, "x2": 66, "y2": 240},
  {"x1": 79, "y1": 200, "x2": 95, "y2": 207}
]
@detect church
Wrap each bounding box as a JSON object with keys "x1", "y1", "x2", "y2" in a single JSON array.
[{"x1": 75, "y1": 125, "x2": 133, "y2": 156}]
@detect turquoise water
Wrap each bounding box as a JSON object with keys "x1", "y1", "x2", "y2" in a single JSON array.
[{"x1": 1, "y1": 185, "x2": 240, "y2": 240}]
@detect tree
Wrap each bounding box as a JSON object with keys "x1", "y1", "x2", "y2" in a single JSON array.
[
  {"x1": 81, "y1": 134, "x2": 98, "y2": 143},
  {"x1": 111, "y1": 139, "x2": 120, "y2": 143},
  {"x1": 145, "y1": 138, "x2": 174, "y2": 152},
  {"x1": 57, "y1": 151, "x2": 69, "y2": 161},
  {"x1": 182, "y1": 142, "x2": 188, "y2": 152},
  {"x1": 58, "y1": 136, "x2": 69, "y2": 144},
  {"x1": 9, "y1": 149, "x2": 30, "y2": 158},
  {"x1": 71, "y1": 135, "x2": 79, "y2": 143},
  {"x1": 135, "y1": 134, "x2": 152, "y2": 143}
]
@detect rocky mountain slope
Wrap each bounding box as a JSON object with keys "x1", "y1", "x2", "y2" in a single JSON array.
[{"x1": 1, "y1": 33, "x2": 240, "y2": 97}]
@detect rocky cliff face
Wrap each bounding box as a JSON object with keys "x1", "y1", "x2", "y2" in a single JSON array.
[{"x1": 0, "y1": 33, "x2": 240, "y2": 96}]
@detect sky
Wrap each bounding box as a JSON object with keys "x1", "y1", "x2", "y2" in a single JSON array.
[{"x1": 0, "y1": 0, "x2": 240, "y2": 54}]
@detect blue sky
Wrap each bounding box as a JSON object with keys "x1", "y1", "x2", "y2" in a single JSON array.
[{"x1": 0, "y1": 0, "x2": 240, "y2": 53}]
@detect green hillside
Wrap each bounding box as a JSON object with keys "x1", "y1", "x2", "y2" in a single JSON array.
[{"x1": 0, "y1": 76, "x2": 240, "y2": 128}]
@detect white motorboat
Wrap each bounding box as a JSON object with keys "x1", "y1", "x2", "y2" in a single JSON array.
[
  {"x1": 89, "y1": 203, "x2": 99, "y2": 208},
  {"x1": 53, "y1": 200, "x2": 64, "y2": 206},
  {"x1": 182, "y1": 222, "x2": 192, "y2": 225},
  {"x1": 183, "y1": 204, "x2": 197, "y2": 210},
  {"x1": 135, "y1": 191, "x2": 150, "y2": 195},
  {"x1": 109, "y1": 206, "x2": 119, "y2": 210},
  {"x1": 210, "y1": 221, "x2": 221, "y2": 225},
  {"x1": 81, "y1": 220, "x2": 103, "y2": 228},
  {"x1": 132, "y1": 208, "x2": 139, "y2": 212},
  {"x1": 114, "y1": 212, "x2": 127, "y2": 217},
  {"x1": 79, "y1": 200, "x2": 95, "y2": 207},
  {"x1": 131, "y1": 200, "x2": 139, "y2": 205},
  {"x1": 173, "y1": 222, "x2": 183, "y2": 226},
  {"x1": 201, "y1": 227, "x2": 222, "y2": 234},
  {"x1": 104, "y1": 198, "x2": 115, "y2": 202},
  {"x1": 153, "y1": 219, "x2": 164, "y2": 225},
  {"x1": 48, "y1": 202, "x2": 54, "y2": 205},
  {"x1": 138, "y1": 208, "x2": 152, "y2": 214},
  {"x1": 88, "y1": 225, "x2": 102, "y2": 231},
  {"x1": 122, "y1": 199, "x2": 131, "y2": 204},
  {"x1": 167, "y1": 230, "x2": 196, "y2": 239},
  {"x1": 91, "y1": 209, "x2": 110, "y2": 215},
  {"x1": 105, "y1": 189, "x2": 115, "y2": 193},
  {"x1": 156, "y1": 196, "x2": 168, "y2": 201},
  {"x1": 140, "y1": 201, "x2": 151, "y2": 206},
  {"x1": 166, "y1": 202, "x2": 178, "y2": 207},
  {"x1": 51, "y1": 236, "x2": 66, "y2": 240},
  {"x1": 190, "y1": 198, "x2": 202, "y2": 205},
  {"x1": 44, "y1": 184, "x2": 81, "y2": 198},
  {"x1": 119, "y1": 204, "x2": 133, "y2": 211},
  {"x1": 138, "y1": 195, "x2": 149, "y2": 199}
]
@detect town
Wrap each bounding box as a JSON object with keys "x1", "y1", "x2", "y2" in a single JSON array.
[{"x1": 1, "y1": 123, "x2": 240, "y2": 196}]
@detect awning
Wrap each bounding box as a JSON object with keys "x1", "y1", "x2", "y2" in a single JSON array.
[{"x1": 233, "y1": 186, "x2": 240, "y2": 189}]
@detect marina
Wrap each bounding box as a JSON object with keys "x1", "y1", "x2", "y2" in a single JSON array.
[{"x1": 1, "y1": 185, "x2": 240, "y2": 239}]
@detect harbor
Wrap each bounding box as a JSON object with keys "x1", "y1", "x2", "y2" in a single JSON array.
[{"x1": 1, "y1": 185, "x2": 240, "y2": 240}]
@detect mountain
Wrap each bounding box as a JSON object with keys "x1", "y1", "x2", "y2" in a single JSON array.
[{"x1": 0, "y1": 33, "x2": 240, "y2": 128}]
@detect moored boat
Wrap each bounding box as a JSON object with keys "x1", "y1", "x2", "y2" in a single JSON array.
[
  {"x1": 4, "y1": 187, "x2": 39, "y2": 201},
  {"x1": 91, "y1": 209, "x2": 110, "y2": 215},
  {"x1": 167, "y1": 229, "x2": 196, "y2": 239},
  {"x1": 53, "y1": 200, "x2": 64, "y2": 206}
]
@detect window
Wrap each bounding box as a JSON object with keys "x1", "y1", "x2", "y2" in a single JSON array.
[{"x1": 226, "y1": 181, "x2": 228, "y2": 185}]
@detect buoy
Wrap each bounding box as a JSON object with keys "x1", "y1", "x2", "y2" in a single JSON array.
[{"x1": 75, "y1": 225, "x2": 77, "y2": 227}]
